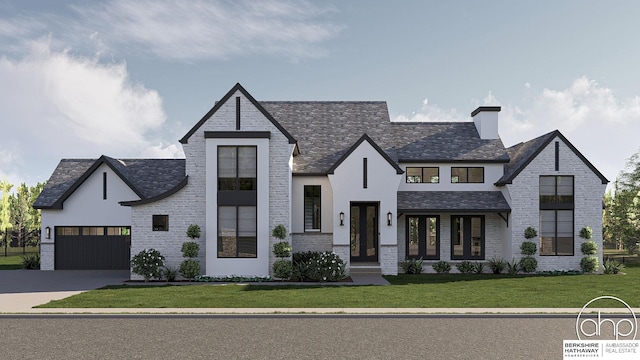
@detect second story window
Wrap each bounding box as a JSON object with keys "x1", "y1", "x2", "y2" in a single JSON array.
[
  {"x1": 218, "y1": 146, "x2": 257, "y2": 191},
  {"x1": 451, "y1": 167, "x2": 484, "y2": 183},
  {"x1": 406, "y1": 167, "x2": 439, "y2": 183}
]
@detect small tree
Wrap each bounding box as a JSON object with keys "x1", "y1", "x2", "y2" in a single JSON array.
[
  {"x1": 180, "y1": 224, "x2": 201, "y2": 280},
  {"x1": 580, "y1": 226, "x2": 599, "y2": 273},
  {"x1": 272, "y1": 224, "x2": 292, "y2": 279},
  {"x1": 520, "y1": 227, "x2": 538, "y2": 273}
]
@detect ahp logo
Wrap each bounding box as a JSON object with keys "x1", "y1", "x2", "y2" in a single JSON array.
[{"x1": 576, "y1": 296, "x2": 637, "y2": 340}]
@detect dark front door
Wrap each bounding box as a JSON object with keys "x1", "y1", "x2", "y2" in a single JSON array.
[{"x1": 350, "y1": 203, "x2": 378, "y2": 262}]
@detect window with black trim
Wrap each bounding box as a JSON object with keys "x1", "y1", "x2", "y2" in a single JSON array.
[
  {"x1": 407, "y1": 216, "x2": 439, "y2": 260},
  {"x1": 304, "y1": 185, "x2": 321, "y2": 231},
  {"x1": 218, "y1": 146, "x2": 257, "y2": 191},
  {"x1": 153, "y1": 215, "x2": 168, "y2": 231},
  {"x1": 406, "y1": 167, "x2": 439, "y2": 183},
  {"x1": 451, "y1": 215, "x2": 484, "y2": 260},
  {"x1": 451, "y1": 167, "x2": 484, "y2": 183},
  {"x1": 539, "y1": 176, "x2": 574, "y2": 256},
  {"x1": 218, "y1": 206, "x2": 257, "y2": 258}
]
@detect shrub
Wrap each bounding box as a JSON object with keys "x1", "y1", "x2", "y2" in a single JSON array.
[
  {"x1": 272, "y1": 224, "x2": 287, "y2": 240},
  {"x1": 131, "y1": 249, "x2": 165, "y2": 281},
  {"x1": 519, "y1": 256, "x2": 538, "y2": 273},
  {"x1": 432, "y1": 261, "x2": 451, "y2": 274},
  {"x1": 524, "y1": 226, "x2": 538, "y2": 240},
  {"x1": 400, "y1": 258, "x2": 423, "y2": 274},
  {"x1": 456, "y1": 261, "x2": 475, "y2": 274},
  {"x1": 291, "y1": 251, "x2": 346, "y2": 282},
  {"x1": 473, "y1": 261, "x2": 485, "y2": 274},
  {"x1": 581, "y1": 241, "x2": 598, "y2": 256},
  {"x1": 181, "y1": 241, "x2": 200, "y2": 258},
  {"x1": 506, "y1": 259, "x2": 520, "y2": 275},
  {"x1": 580, "y1": 256, "x2": 599, "y2": 273},
  {"x1": 186, "y1": 224, "x2": 201, "y2": 239},
  {"x1": 162, "y1": 266, "x2": 178, "y2": 282},
  {"x1": 603, "y1": 259, "x2": 624, "y2": 274},
  {"x1": 487, "y1": 257, "x2": 506, "y2": 274},
  {"x1": 21, "y1": 253, "x2": 40, "y2": 269},
  {"x1": 579, "y1": 226, "x2": 593, "y2": 240},
  {"x1": 273, "y1": 241, "x2": 292, "y2": 258},
  {"x1": 520, "y1": 242, "x2": 537, "y2": 256},
  {"x1": 180, "y1": 259, "x2": 201, "y2": 280},
  {"x1": 272, "y1": 259, "x2": 293, "y2": 279}
]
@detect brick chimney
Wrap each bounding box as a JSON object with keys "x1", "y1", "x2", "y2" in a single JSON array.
[{"x1": 471, "y1": 106, "x2": 501, "y2": 140}]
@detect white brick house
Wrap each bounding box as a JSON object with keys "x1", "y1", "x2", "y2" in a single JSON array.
[{"x1": 34, "y1": 84, "x2": 608, "y2": 277}]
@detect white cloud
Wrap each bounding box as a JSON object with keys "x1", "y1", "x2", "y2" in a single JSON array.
[
  {"x1": 1, "y1": 0, "x2": 342, "y2": 61},
  {"x1": 392, "y1": 77, "x2": 640, "y2": 186},
  {"x1": 0, "y1": 39, "x2": 183, "y2": 185}
]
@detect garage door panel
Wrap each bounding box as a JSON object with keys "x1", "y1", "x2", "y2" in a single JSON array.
[{"x1": 55, "y1": 227, "x2": 130, "y2": 270}]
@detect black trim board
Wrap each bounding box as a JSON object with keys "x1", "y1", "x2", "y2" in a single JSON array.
[
  {"x1": 120, "y1": 177, "x2": 188, "y2": 206},
  {"x1": 205, "y1": 131, "x2": 271, "y2": 139},
  {"x1": 471, "y1": 106, "x2": 501, "y2": 117},
  {"x1": 398, "y1": 159, "x2": 510, "y2": 164},
  {"x1": 327, "y1": 134, "x2": 404, "y2": 175},
  {"x1": 180, "y1": 83, "x2": 297, "y2": 145}
]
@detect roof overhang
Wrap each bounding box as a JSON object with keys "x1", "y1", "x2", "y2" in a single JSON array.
[{"x1": 397, "y1": 191, "x2": 511, "y2": 213}]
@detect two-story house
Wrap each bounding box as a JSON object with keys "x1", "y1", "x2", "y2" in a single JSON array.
[{"x1": 34, "y1": 83, "x2": 608, "y2": 277}]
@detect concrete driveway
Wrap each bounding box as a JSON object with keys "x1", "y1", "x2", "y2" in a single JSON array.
[{"x1": 0, "y1": 270, "x2": 128, "y2": 312}]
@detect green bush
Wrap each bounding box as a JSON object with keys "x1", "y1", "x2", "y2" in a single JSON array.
[
  {"x1": 487, "y1": 257, "x2": 506, "y2": 274},
  {"x1": 524, "y1": 226, "x2": 538, "y2": 240},
  {"x1": 291, "y1": 251, "x2": 346, "y2": 282},
  {"x1": 273, "y1": 241, "x2": 292, "y2": 258},
  {"x1": 581, "y1": 241, "x2": 598, "y2": 256},
  {"x1": 400, "y1": 258, "x2": 423, "y2": 274},
  {"x1": 506, "y1": 259, "x2": 520, "y2": 275},
  {"x1": 519, "y1": 256, "x2": 538, "y2": 273},
  {"x1": 162, "y1": 266, "x2": 178, "y2": 282},
  {"x1": 603, "y1": 259, "x2": 624, "y2": 274},
  {"x1": 272, "y1": 259, "x2": 293, "y2": 279},
  {"x1": 579, "y1": 226, "x2": 593, "y2": 240},
  {"x1": 21, "y1": 253, "x2": 40, "y2": 270},
  {"x1": 473, "y1": 261, "x2": 485, "y2": 274},
  {"x1": 180, "y1": 259, "x2": 201, "y2": 280},
  {"x1": 186, "y1": 224, "x2": 201, "y2": 239},
  {"x1": 432, "y1": 261, "x2": 451, "y2": 274},
  {"x1": 580, "y1": 256, "x2": 599, "y2": 273},
  {"x1": 181, "y1": 241, "x2": 200, "y2": 258},
  {"x1": 272, "y1": 224, "x2": 287, "y2": 240},
  {"x1": 520, "y1": 241, "x2": 537, "y2": 256},
  {"x1": 131, "y1": 249, "x2": 165, "y2": 281},
  {"x1": 456, "y1": 261, "x2": 475, "y2": 274}
]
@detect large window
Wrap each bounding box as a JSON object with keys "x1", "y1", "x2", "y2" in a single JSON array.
[
  {"x1": 451, "y1": 216, "x2": 484, "y2": 260},
  {"x1": 217, "y1": 206, "x2": 257, "y2": 258},
  {"x1": 218, "y1": 146, "x2": 257, "y2": 191},
  {"x1": 451, "y1": 167, "x2": 484, "y2": 183},
  {"x1": 540, "y1": 176, "x2": 574, "y2": 255},
  {"x1": 407, "y1": 216, "x2": 439, "y2": 260},
  {"x1": 304, "y1": 185, "x2": 321, "y2": 231},
  {"x1": 406, "y1": 167, "x2": 439, "y2": 183}
]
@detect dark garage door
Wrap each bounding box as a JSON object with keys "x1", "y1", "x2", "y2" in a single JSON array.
[{"x1": 55, "y1": 226, "x2": 131, "y2": 270}]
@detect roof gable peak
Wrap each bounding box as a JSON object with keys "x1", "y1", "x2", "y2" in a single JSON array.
[{"x1": 327, "y1": 133, "x2": 403, "y2": 175}]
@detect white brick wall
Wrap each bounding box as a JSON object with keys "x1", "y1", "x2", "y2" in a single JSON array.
[
  {"x1": 40, "y1": 243, "x2": 54, "y2": 270},
  {"x1": 291, "y1": 233, "x2": 333, "y2": 252}
]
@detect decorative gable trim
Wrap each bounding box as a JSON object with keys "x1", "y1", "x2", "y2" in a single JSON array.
[
  {"x1": 204, "y1": 131, "x2": 271, "y2": 139},
  {"x1": 495, "y1": 130, "x2": 608, "y2": 185},
  {"x1": 326, "y1": 133, "x2": 404, "y2": 175},
  {"x1": 38, "y1": 156, "x2": 144, "y2": 210},
  {"x1": 179, "y1": 83, "x2": 297, "y2": 145}
]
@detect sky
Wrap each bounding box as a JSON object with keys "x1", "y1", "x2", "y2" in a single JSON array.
[{"x1": 1, "y1": 0, "x2": 639, "y2": 191}]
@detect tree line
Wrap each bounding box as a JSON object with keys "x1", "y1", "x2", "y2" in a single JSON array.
[{"x1": 0, "y1": 180, "x2": 44, "y2": 248}]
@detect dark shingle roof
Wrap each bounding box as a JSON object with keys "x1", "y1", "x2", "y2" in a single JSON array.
[
  {"x1": 34, "y1": 156, "x2": 186, "y2": 209},
  {"x1": 393, "y1": 122, "x2": 510, "y2": 163},
  {"x1": 397, "y1": 191, "x2": 511, "y2": 212},
  {"x1": 261, "y1": 101, "x2": 397, "y2": 174}
]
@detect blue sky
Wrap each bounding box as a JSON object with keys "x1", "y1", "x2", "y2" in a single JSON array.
[{"x1": 1, "y1": 0, "x2": 639, "y2": 190}]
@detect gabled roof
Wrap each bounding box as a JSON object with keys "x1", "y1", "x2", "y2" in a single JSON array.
[
  {"x1": 180, "y1": 83, "x2": 296, "y2": 145},
  {"x1": 397, "y1": 191, "x2": 511, "y2": 213},
  {"x1": 393, "y1": 122, "x2": 510, "y2": 163},
  {"x1": 326, "y1": 134, "x2": 403, "y2": 175},
  {"x1": 495, "y1": 130, "x2": 608, "y2": 185},
  {"x1": 34, "y1": 156, "x2": 186, "y2": 209}
]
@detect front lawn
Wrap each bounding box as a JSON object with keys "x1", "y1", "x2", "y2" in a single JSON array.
[
  {"x1": 0, "y1": 255, "x2": 23, "y2": 270},
  {"x1": 38, "y1": 267, "x2": 640, "y2": 308}
]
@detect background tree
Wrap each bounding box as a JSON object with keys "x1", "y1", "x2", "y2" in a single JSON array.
[
  {"x1": 604, "y1": 152, "x2": 640, "y2": 254},
  {"x1": 0, "y1": 179, "x2": 13, "y2": 247},
  {"x1": 10, "y1": 183, "x2": 41, "y2": 247}
]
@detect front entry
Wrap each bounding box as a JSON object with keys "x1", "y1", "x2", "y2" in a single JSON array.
[{"x1": 350, "y1": 203, "x2": 378, "y2": 262}]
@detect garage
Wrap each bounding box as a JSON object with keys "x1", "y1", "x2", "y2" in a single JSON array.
[{"x1": 55, "y1": 226, "x2": 131, "y2": 270}]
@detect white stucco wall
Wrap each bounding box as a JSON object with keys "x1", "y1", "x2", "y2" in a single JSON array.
[
  {"x1": 397, "y1": 163, "x2": 504, "y2": 191},
  {"x1": 291, "y1": 176, "x2": 333, "y2": 233},
  {"x1": 328, "y1": 140, "x2": 402, "y2": 275},
  {"x1": 40, "y1": 163, "x2": 140, "y2": 270}
]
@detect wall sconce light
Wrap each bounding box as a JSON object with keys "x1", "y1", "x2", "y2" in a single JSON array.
[
  {"x1": 45, "y1": 226, "x2": 51, "y2": 239},
  {"x1": 339, "y1": 212, "x2": 344, "y2": 226},
  {"x1": 387, "y1": 212, "x2": 392, "y2": 226}
]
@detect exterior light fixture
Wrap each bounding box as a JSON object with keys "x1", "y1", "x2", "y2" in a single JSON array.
[
  {"x1": 339, "y1": 212, "x2": 344, "y2": 226},
  {"x1": 45, "y1": 226, "x2": 51, "y2": 239},
  {"x1": 387, "y1": 212, "x2": 392, "y2": 226}
]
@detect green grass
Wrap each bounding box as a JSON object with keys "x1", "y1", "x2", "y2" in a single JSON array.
[
  {"x1": 38, "y1": 267, "x2": 640, "y2": 308},
  {"x1": 0, "y1": 255, "x2": 24, "y2": 270}
]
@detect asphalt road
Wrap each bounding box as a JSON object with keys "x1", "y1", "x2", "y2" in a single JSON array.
[{"x1": 0, "y1": 314, "x2": 576, "y2": 359}]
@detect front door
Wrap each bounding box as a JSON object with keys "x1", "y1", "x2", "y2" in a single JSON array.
[{"x1": 350, "y1": 203, "x2": 378, "y2": 262}]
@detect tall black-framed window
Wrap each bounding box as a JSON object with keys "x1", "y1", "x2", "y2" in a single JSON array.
[
  {"x1": 451, "y1": 215, "x2": 484, "y2": 260},
  {"x1": 217, "y1": 206, "x2": 257, "y2": 258},
  {"x1": 304, "y1": 185, "x2": 321, "y2": 231},
  {"x1": 406, "y1": 215, "x2": 439, "y2": 260},
  {"x1": 406, "y1": 167, "x2": 439, "y2": 183},
  {"x1": 539, "y1": 176, "x2": 574, "y2": 256},
  {"x1": 451, "y1": 167, "x2": 484, "y2": 183}
]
